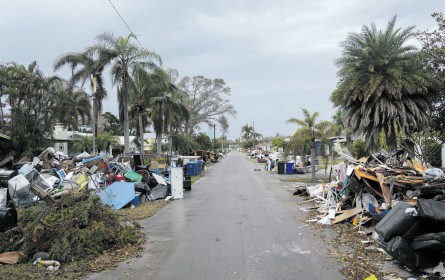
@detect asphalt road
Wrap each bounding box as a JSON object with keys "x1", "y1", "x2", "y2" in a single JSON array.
[{"x1": 87, "y1": 151, "x2": 343, "y2": 280}]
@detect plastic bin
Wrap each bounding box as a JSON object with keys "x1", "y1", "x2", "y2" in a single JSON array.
[
  {"x1": 277, "y1": 161, "x2": 285, "y2": 174},
  {"x1": 286, "y1": 162, "x2": 294, "y2": 174},
  {"x1": 187, "y1": 163, "x2": 196, "y2": 176}
]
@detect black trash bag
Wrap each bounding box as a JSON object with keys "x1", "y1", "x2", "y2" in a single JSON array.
[
  {"x1": 388, "y1": 236, "x2": 418, "y2": 270},
  {"x1": 375, "y1": 202, "x2": 418, "y2": 241},
  {"x1": 134, "y1": 182, "x2": 150, "y2": 194},
  {"x1": 0, "y1": 207, "x2": 17, "y2": 232},
  {"x1": 147, "y1": 184, "x2": 168, "y2": 201},
  {"x1": 417, "y1": 199, "x2": 445, "y2": 222}
]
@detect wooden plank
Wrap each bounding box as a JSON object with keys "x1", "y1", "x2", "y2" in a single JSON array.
[
  {"x1": 332, "y1": 207, "x2": 363, "y2": 224},
  {"x1": 354, "y1": 168, "x2": 379, "y2": 182}
]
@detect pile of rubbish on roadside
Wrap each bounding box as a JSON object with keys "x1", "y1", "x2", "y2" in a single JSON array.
[
  {"x1": 292, "y1": 145, "x2": 445, "y2": 273},
  {"x1": 0, "y1": 148, "x2": 215, "y2": 234}
]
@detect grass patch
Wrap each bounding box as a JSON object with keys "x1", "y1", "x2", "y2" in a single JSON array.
[
  {"x1": 191, "y1": 170, "x2": 207, "y2": 184},
  {"x1": 117, "y1": 200, "x2": 168, "y2": 221}
]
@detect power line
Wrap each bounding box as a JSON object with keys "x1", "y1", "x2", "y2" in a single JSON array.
[{"x1": 107, "y1": 0, "x2": 145, "y2": 49}]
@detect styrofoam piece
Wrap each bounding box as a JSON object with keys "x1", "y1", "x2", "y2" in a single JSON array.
[
  {"x1": 97, "y1": 182, "x2": 135, "y2": 210},
  {"x1": 0, "y1": 188, "x2": 7, "y2": 207},
  {"x1": 152, "y1": 173, "x2": 167, "y2": 186},
  {"x1": 18, "y1": 163, "x2": 33, "y2": 175},
  {"x1": 170, "y1": 167, "x2": 183, "y2": 200},
  {"x1": 44, "y1": 176, "x2": 59, "y2": 187},
  {"x1": 8, "y1": 174, "x2": 30, "y2": 197}
]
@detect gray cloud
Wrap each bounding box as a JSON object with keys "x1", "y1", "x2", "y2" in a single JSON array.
[{"x1": 1, "y1": 0, "x2": 442, "y2": 139}]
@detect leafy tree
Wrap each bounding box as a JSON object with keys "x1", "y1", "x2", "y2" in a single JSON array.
[
  {"x1": 416, "y1": 12, "x2": 445, "y2": 138},
  {"x1": 331, "y1": 16, "x2": 433, "y2": 151},
  {"x1": 398, "y1": 130, "x2": 443, "y2": 166},
  {"x1": 177, "y1": 76, "x2": 237, "y2": 136},
  {"x1": 101, "y1": 112, "x2": 122, "y2": 135},
  {"x1": 351, "y1": 139, "x2": 367, "y2": 159},
  {"x1": 88, "y1": 32, "x2": 161, "y2": 154},
  {"x1": 194, "y1": 133, "x2": 212, "y2": 151},
  {"x1": 286, "y1": 129, "x2": 310, "y2": 157},
  {"x1": 287, "y1": 109, "x2": 331, "y2": 182},
  {"x1": 272, "y1": 138, "x2": 285, "y2": 149}
]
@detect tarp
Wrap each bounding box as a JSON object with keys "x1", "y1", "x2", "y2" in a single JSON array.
[{"x1": 98, "y1": 182, "x2": 135, "y2": 210}]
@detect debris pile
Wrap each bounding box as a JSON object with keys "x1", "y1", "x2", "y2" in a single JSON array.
[
  {"x1": 293, "y1": 147, "x2": 445, "y2": 273},
  {"x1": 0, "y1": 149, "x2": 208, "y2": 270}
]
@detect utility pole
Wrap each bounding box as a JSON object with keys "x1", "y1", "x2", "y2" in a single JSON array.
[{"x1": 213, "y1": 123, "x2": 216, "y2": 151}]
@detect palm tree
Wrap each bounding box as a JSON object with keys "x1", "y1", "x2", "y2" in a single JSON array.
[
  {"x1": 88, "y1": 32, "x2": 161, "y2": 154},
  {"x1": 129, "y1": 68, "x2": 154, "y2": 158},
  {"x1": 287, "y1": 109, "x2": 331, "y2": 182},
  {"x1": 73, "y1": 136, "x2": 93, "y2": 153},
  {"x1": 241, "y1": 124, "x2": 253, "y2": 141},
  {"x1": 97, "y1": 131, "x2": 119, "y2": 154},
  {"x1": 219, "y1": 115, "x2": 229, "y2": 149},
  {"x1": 51, "y1": 80, "x2": 91, "y2": 130},
  {"x1": 54, "y1": 51, "x2": 108, "y2": 155},
  {"x1": 148, "y1": 68, "x2": 189, "y2": 154},
  {"x1": 6, "y1": 61, "x2": 60, "y2": 156},
  {"x1": 331, "y1": 16, "x2": 433, "y2": 151}
]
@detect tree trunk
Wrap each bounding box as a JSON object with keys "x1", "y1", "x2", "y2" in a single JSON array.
[
  {"x1": 169, "y1": 126, "x2": 173, "y2": 164},
  {"x1": 156, "y1": 132, "x2": 162, "y2": 155},
  {"x1": 385, "y1": 125, "x2": 397, "y2": 151},
  {"x1": 311, "y1": 140, "x2": 316, "y2": 182},
  {"x1": 92, "y1": 92, "x2": 97, "y2": 156},
  {"x1": 122, "y1": 79, "x2": 130, "y2": 154},
  {"x1": 0, "y1": 95, "x2": 4, "y2": 133},
  {"x1": 138, "y1": 107, "x2": 144, "y2": 162}
]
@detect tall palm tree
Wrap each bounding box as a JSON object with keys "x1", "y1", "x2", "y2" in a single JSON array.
[
  {"x1": 331, "y1": 16, "x2": 433, "y2": 151},
  {"x1": 241, "y1": 124, "x2": 253, "y2": 141},
  {"x1": 128, "y1": 68, "x2": 154, "y2": 158},
  {"x1": 54, "y1": 51, "x2": 107, "y2": 155},
  {"x1": 219, "y1": 115, "x2": 229, "y2": 149},
  {"x1": 148, "y1": 68, "x2": 189, "y2": 154},
  {"x1": 6, "y1": 61, "x2": 60, "y2": 156},
  {"x1": 287, "y1": 109, "x2": 331, "y2": 182},
  {"x1": 88, "y1": 32, "x2": 161, "y2": 154}
]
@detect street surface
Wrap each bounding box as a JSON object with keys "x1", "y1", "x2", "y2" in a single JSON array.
[{"x1": 87, "y1": 151, "x2": 343, "y2": 280}]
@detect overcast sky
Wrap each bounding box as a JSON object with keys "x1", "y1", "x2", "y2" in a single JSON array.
[{"x1": 0, "y1": 0, "x2": 442, "y2": 140}]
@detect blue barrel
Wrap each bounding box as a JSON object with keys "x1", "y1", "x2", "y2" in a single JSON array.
[
  {"x1": 187, "y1": 163, "x2": 196, "y2": 176},
  {"x1": 197, "y1": 160, "x2": 203, "y2": 175},
  {"x1": 286, "y1": 162, "x2": 294, "y2": 174}
]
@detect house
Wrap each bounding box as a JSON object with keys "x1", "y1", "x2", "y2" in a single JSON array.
[{"x1": 53, "y1": 124, "x2": 139, "y2": 155}]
